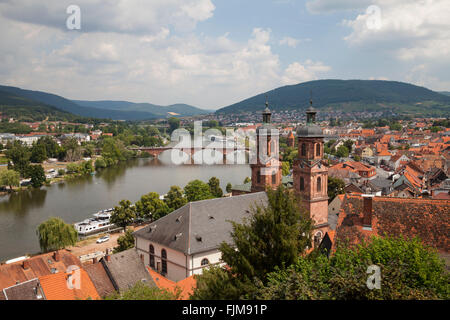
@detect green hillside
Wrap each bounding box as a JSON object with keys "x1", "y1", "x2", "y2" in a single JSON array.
[
  {"x1": 0, "y1": 90, "x2": 79, "y2": 121},
  {"x1": 216, "y1": 80, "x2": 450, "y2": 117},
  {"x1": 73, "y1": 100, "x2": 211, "y2": 117}
]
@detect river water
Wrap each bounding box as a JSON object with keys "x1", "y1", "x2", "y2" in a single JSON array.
[{"x1": 0, "y1": 151, "x2": 250, "y2": 262}]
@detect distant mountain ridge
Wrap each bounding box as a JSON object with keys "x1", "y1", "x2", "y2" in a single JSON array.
[
  {"x1": 0, "y1": 85, "x2": 210, "y2": 121},
  {"x1": 73, "y1": 100, "x2": 211, "y2": 117},
  {"x1": 216, "y1": 80, "x2": 450, "y2": 117}
]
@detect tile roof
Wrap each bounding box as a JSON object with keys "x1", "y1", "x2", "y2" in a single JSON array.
[
  {"x1": 0, "y1": 250, "x2": 82, "y2": 291},
  {"x1": 84, "y1": 262, "x2": 115, "y2": 297},
  {"x1": 147, "y1": 267, "x2": 196, "y2": 300},
  {"x1": 101, "y1": 248, "x2": 156, "y2": 292},
  {"x1": 134, "y1": 192, "x2": 268, "y2": 255},
  {"x1": 334, "y1": 195, "x2": 450, "y2": 252},
  {"x1": 39, "y1": 268, "x2": 100, "y2": 300}
]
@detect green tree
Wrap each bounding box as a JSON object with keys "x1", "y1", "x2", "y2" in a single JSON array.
[
  {"x1": 184, "y1": 180, "x2": 213, "y2": 202},
  {"x1": 5, "y1": 141, "x2": 31, "y2": 176},
  {"x1": 354, "y1": 155, "x2": 361, "y2": 162},
  {"x1": 28, "y1": 164, "x2": 46, "y2": 188},
  {"x1": 168, "y1": 117, "x2": 181, "y2": 134},
  {"x1": 389, "y1": 122, "x2": 402, "y2": 131},
  {"x1": 111, "y1": 200, "x2": 137, "y2": 231},
  {"x1": 36, "y1": 217, "x2": 78, "y2": 252},
  {"x1": 136, "y1": 192, "x2": 170, "y2": 221},
  {"x1": 95, "y1": 157, "x2": 107, "y2": 169},
  {"x1": 256, "y1": 236, "x2": 450, "y2": 300},
  {"x1": 208, "y1": 177, "x2": 223, "y2": 198},
  {"x1": 343, "y1": 140, "x2": 354, "y2": 153},
  {"x1": 164, "y1": 186, "x2": 187, "y2": 211},
  {"x1": 282, "y1": 161, "x2": 290, "y2": 176},
  {"x1": 335, "y1": 145, "x2": 349, "y2": 158},
  {"x1": 30, "y1": 143, "x2": 47, "y2": 163},
  {"x1": 105, "y1": 281, "x2": 177, "y2": 300},
  {"x1": 37, "y1": 136, "x2": 59, "y2": 158},
  {"x1": 0, "y1": 169, "x2": 20, "y2": 190},
  {"x1": 226, "y1": 183, "x2": 233, "y2": 193},
  {"x1": 114, "y1": 228, "x2": 135, "y2": 253},
  {"x1": 62, "y1": 137, "x2": 82, "y2": 162},
  {"x1": 191, "y1": 185, "x2": 313, "y2": 300},
  {"x1": 328, "y1": 176, "x2": 345, "y2": 202}
]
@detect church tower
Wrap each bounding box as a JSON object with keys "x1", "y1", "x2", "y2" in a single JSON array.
[
  {"x1": 293, "y1": 99, "x2": 329, "y2": 245},
  {"x1": 251, "y1": 99, "x2": 282, "y2": 192}
]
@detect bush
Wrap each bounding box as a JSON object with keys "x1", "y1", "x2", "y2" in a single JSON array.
[{"x1": 95, "y1": 157, "x2": 107, "y2": 169}]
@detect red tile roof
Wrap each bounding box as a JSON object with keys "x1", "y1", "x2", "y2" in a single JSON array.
[
  {"x1": 39, "y1": 268, "x2": 100, "y2": 300},
  {"x1": 334, "y1": 195, "x2": 450, "y2": 253}
]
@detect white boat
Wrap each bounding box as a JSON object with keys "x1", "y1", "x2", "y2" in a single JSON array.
[{"x1": 74, "y1": 208, "x2": 115, "y2": 236}]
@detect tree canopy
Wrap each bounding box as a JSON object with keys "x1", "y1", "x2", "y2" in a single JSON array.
[
  {"x1": 184, "y1": 179, "x2": 214, "y2": 202},
  {"x1": 37, "y1": 217, "x2": 78, "y2": 252},
  {"x1": 111, "y1": 200, "x2": 137, "y2": 231}
]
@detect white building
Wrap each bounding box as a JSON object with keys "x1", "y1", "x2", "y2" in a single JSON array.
[{"x1": 133, "y1": 192, "x2": 267, "y2": 282}]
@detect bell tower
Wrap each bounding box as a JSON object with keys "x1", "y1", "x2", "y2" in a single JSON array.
[
  {"x1": 251, "y1": 98, "x2": 282, "y2": 192},
  {"x1": 293, "y1": 99, "x2": 329, "y2": 242}
]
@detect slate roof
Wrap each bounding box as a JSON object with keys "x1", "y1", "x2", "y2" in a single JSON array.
[
  {"x1": 134, "y1": 192, "x2": 268, "y2": 255},
  {"x1": 334, "y1": 195, "x2": 450, "y2": 252},
  {"x1": 101, "y1": 248, "x2": 156, "y2": 292},
  {"x1": 2, "y1": 278, "x2": 44, "y2": 300}
]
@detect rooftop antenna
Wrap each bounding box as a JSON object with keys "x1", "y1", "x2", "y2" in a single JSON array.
[{"x1": 310, "y1": 90, "x2": 313, "y2": 107}]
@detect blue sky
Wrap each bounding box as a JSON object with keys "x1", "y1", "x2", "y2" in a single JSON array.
[{"x1": 0, "y1": 0, "x2": 449, "y2": 109}]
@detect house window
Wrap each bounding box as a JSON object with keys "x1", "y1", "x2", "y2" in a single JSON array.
[
  {"x1": 300, "y1": 177, "x2": 305, "y2": 191},
  {"x1": 316, "y1": 143, "x2": 321, "y2": 157},
  {"x1": 149, "y1": 245, "x2": 155, "y2": 269},
  {"x1": 161, "y1": 249, "x2": 167, "y2": 274},
  {"x1": 301, "y1": 143, "x2": 306, "y2": 156},
  {"x1": 317, "y1": 177, "x2": 322, "y2": 192},
  {"x1": 201, "y1": 258, "x2": 209, "y2": 266},
  {"x1": 272, "y1": 171, "x2": 276, "y2": 185}
]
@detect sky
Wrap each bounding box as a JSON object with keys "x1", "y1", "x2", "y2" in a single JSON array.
[{"x1": 0, "y1": 0, "x2": 449, "y2": 110}]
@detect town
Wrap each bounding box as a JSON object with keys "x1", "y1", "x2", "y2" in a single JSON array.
[{"x1": 0, "y1": 103, "x2": 448, "y2": 300}]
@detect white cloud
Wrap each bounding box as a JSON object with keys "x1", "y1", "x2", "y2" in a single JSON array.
[
  {"x1": 0, "y1": 0, "x2": 215, "y2": 34},
  {"x1": 0, "y1": 10, "x2": 331, "y2": 109},
  {"x1": 282, "y1": 60, "x2": 331, "y2": 85},
  {"x1": 342, "y1": 0, "x2": 450, "y2": 61},
  {"x1": 279, "y1": 36, "x2": 300, "y2": 48}
]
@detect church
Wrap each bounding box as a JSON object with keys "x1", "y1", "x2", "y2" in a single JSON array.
[{"x1": 233, "y1": 99, "x2": 331, "y2": 245}]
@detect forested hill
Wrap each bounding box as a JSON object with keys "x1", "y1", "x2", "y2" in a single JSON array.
[{"x1": 216, "y1": 80, "x2": 450, "y2": 117}]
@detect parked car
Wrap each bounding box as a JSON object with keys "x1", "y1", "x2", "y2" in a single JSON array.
[{"x1": 96, "y1": 235, "x2": 110, "y2": 244}]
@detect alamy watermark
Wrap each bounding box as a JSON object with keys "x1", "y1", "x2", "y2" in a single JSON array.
[
  {"x1": 66, "y1": 5, "x2": 81, "y2": 30},
  {"x1": 366, "y1": 265, "x2": 381, "y2": 290},
  {"x1": 366, "y1": 5, "x2": 382, "y2": 30},
  {"x1": 169, "y1": 121, "x2": 280, "y2": 175}
]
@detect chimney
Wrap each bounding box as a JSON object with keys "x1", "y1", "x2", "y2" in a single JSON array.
[
  {"x1": 92, "y1": 257, "x2": 98, "y2": 264},
  {"x1": 362, "y1": 195, "x2": 374, "y2": 229},
  {"x1": 22, "y1": 259, "x2": 30, "y2": 270},
  {"x1": 53, "y1": 251, "x2": 60, "y2": 262},
  {"x1": 105, "y1": 249, "x2": 111, "y2": 262}
]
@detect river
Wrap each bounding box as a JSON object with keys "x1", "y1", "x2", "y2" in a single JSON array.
[{"x1": 0, "y1": 152, "x2": 251, "y2": 262}]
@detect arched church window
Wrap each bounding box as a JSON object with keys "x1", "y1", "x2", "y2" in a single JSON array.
[
  {"x1": 272, "y1": 171, "x2": 276, "y2": 185},
  {"x1": 257, "y1": 171, "x2": 261, "y2": 184},
  {"x1": 201, "y1": 258, "x2": 209, "y2": 266},
  {"x1": 161, "y1": 249, "x2": 167, "y2": 274},
  {"x1": 316, "y1": 143, "x2": 321, "y2": 157},
  {"x1": 317, "y1": 177, "x2": 322, "y2": 192},
  {"x1": 149, "y1": 245, "x2": 155, "y2": 269},
  {"x1": 300, "y1": 177, "x2": 305, "y2": 191},
  {"x1": 301, "y1": 143, "x2": 306, "y2": 156}
]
